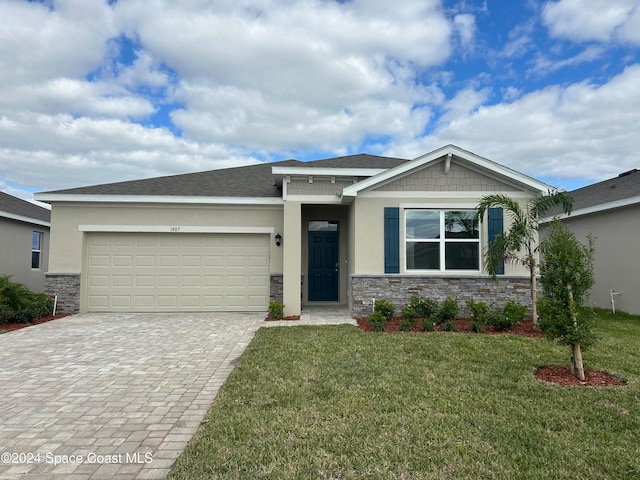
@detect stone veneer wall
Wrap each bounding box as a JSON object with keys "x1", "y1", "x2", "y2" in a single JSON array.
[
  {"x1": 351, "y1": 275, "x2": 533, "y2": 318},
  {"x1": 270, "y1": 274, "x2": 283, "y2": 302},
  {"x1": 269, "y1": 274, "x2": 305, "y2": 304},
  {"x1": 45, "y1": 273, "x2": 81, "y2": 314}
]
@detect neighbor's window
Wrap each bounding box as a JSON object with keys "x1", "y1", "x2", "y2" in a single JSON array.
[
  {"x1": 32, "y1": 232, "x2": 43, "y2": 269},
  {"x1": 405, "y1": 210, "x2": 479, "y2": 271}
]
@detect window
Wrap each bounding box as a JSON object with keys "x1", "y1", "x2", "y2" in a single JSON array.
[
  {"x1": 405, "y1": 210, "x2": 479, "y2": 271},
  {"x1": 32, "y1": 232, "x2": 43, "y2": 269}
]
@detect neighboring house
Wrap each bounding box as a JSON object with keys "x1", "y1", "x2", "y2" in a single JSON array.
[
  {"x1": 0, "y1": 191, "x2": 51, "y2": 292},
  {"x1": 541, "y1": 168, "x2": 640, "y2": 316},
  {"x1": 35, "y1": 145, "x2": 552, "y2": 316}
]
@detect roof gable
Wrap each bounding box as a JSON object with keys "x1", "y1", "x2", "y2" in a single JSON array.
[
  {"x1": 342, "y1": 144, "x2": 551, "y2": 199},
  {"x1": 0, "y1": 191, "x2": 51, "y2": 225}
]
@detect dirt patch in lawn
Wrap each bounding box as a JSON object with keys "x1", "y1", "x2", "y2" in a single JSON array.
[{"x1": 0, "y1": 314, "x2": 71, "y2": 333}]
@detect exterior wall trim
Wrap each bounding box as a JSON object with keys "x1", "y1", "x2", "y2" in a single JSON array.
[
  {"x1": 78, "y1": 225, "x2": 275, "y2": 234},
  {"x1": 0, "y1": 210, "x2": 50, "y2": 227},
  {"x1": 34, "y1": 194, "x2": 284, "y2": 205}
]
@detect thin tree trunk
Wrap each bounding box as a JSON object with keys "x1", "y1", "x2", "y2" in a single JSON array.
[
  {"x1": 567, "y1": 282, "x2": 586, "y2": 381},
  {"x1": 572, "y1": 344, "x2": 585, "y2": 382}
]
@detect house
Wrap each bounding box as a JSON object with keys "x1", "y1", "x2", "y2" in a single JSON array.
[
  {"x1": 0, "y1": 191, "x2": 51, "y2": 292},
  {"x1": 541, "y1": 168, "x2": 640, "y2": 316},
  {"x1": 35, "y1": 144, "x2": 552, "y2": 317}
]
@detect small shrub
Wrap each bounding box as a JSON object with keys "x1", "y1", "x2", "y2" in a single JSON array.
[
  {"x1": 400, "y1": 306, "x2": 416, "y2": 332},
  {"x1": 369, "y1": 310, "x2": 388, "y2": 332},
  {"x1": 467, "y1": 299, "x2": 491, "y2": 324},
  {"x1": 437, "y1": 297, "x2": 459, "y2": 323},
  {"x1": 442, "y1": 319, "x2": 457, "y2": 332},
  {"x1": 408, "y1": 296, "x2": 439, "y2": 319},
  {"x1": 268, "y1": 301, "x2": 285, "y2": 320},
  {"x1": 470, "y1": 321, "x2": 485, "y2": 333},
  {"x1": 422, "y1": 318, "x2": 436, "y2": 332},
  {"x1": 503, "y1": 299, "x2": 526, "y2": 322},
  {"x1": 374, "y1": 299, "x2": 395, "y2": 320},
  {"x1": 0, "y1": 277, "x2": 54, "y2": 324},
  {"x1": 492, "y1": 300, "x2": 527, "y2": 331}
]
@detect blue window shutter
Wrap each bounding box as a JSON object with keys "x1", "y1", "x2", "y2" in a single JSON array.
[
  {"x1": 384, "y1": 207, "x2": 400, "y2": 274},
  {"x1": 487, "y1": 207, "x2": 505, "y2": 275}
]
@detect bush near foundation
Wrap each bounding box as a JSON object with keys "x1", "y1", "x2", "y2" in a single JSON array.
[{"x1": 0, "y1": 275, "x2": 54, "y2": 324}]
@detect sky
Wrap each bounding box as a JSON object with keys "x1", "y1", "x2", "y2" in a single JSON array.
[{"x1": 1, "y1": 0, "x2": 640, "y2": 206}]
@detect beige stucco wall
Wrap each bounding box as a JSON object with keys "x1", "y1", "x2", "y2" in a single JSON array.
[
  {"x1": 48, "y1": 203, "x2": 284, "y2": 274},
  {"x1": 287, "y1": 177, "x2": 354, "y2": 196},
  {"x1": 0, "y1": 217, "x2": 49, "y2": 292},
  {"x1": 543, "y1": 204, "x2": 640, "y2": 315}
]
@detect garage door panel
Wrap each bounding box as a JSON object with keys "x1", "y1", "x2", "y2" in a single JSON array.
[
  {"x1": 85, "y1": 232, "x2": 270, "y2": 312},
  {"x1": 112, "y1": 276, "x2": 131, "y2": 287},
  {"x1": 136, "y1": 256, "x2": 155, "y2": 267}
]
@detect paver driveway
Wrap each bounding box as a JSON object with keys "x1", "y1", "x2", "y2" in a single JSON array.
[{"x1": 0, "y1": 312, "x2": 264, "y2": 479}]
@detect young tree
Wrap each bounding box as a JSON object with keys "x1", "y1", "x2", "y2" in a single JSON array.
[
  {"x1": 537, "y1": 219, "x2": 596, "y2": 381},
  {"x1": 476, "y1": 190, "x2": 573, "y2": 325}
]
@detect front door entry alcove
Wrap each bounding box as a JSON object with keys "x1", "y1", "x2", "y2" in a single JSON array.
[{"x1": 308, "y1": 221, "x2": 339, "y2": 302}]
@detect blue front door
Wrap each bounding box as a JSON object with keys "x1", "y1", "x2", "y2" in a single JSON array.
[{"x1": 308, "y1": 227, "x2": 339, "y2": 302}]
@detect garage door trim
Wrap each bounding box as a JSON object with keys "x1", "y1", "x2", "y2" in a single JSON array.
[{"x1": 80, "y1": 225, "x2": 275, "y2": 234}]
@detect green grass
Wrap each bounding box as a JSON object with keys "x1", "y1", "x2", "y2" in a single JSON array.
[{"x1": 168, "y1": 309, "x2": 640, "y2": 479}]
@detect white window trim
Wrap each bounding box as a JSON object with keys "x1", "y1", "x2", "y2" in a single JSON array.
[
  {"x1": 403, "y1": 208, "x2": 480, "y2": 274},
  {"x1": 31, "y1": 231, "x2": 43, "y2": 270}
]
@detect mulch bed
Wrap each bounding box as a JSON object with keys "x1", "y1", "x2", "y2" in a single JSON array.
[
  {"x1": 356, "y1": 317, "x2": 544, "y2": 338},
  {"x1": 535, "y1": 365, "x2": 625, "y2": 387},
  {"x1": 0, "y1": 314, "x2": 71, "y2": 333},
  {"x1": 356, "y1": 316, "x2": 625, "y2": 387},
  {"x1": 265, "y1": 315, "x2": 301, "y2": 321}
]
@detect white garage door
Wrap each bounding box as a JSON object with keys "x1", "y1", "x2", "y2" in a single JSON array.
[{"x1": 85, "y1": 232, "x2": 270, "y2": 312}]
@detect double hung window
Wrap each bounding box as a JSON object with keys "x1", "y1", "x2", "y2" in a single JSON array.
[
  {"x1": 32, "y1": 232, "x2": 43, "y2": 269},
  {"x1": 405, "y1": 210, "x2": 479, "y2": 271}
]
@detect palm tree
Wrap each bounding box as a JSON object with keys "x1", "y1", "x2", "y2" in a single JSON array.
[{"x1": 476, "y1": 191, "x2": 573, "y2": 325}]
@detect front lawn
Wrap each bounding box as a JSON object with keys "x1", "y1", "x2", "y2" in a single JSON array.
[{"x1": 168, "y1": 309, "x2": 640, "y2": 479}]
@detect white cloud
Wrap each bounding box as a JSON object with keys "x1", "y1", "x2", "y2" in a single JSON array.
[
  {"x1": 387, "y1": 64, "x2": 640, "y2": 186},
  {"x1": 531, "y1": 45, "x2": 606, "y2": 75},
  {"x1": 114, "y1": 0, "x2": 451, "y2": 148},
  {"x1": 542, "y1": 0, "x2": 640, "y2": 44},
  {"x1": 453, "y1": 14, "x2": 476, "y2": 48},
  {"x1": 0, "y1": 0, "x2": 117, "y2": 88}
]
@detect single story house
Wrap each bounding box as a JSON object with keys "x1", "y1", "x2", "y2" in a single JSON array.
[
  {"x1": 541, "y1": 168, "x2": 640, "y2": 316},
  {"x1": 0, "y1": 191, "x2": 51, "y2": 292},
  {"x1": 35, "y1": 144, "x2": 552, "y2": 317}
]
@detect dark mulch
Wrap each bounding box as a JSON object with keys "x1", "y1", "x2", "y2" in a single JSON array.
[
  {"x1": 535, "y1": 365, "x2": 625, "y2": 387},
  {"x1": 265, "y1": 315, "x2": 301, "y2": 321},
  {"x1": 356, "y1": 316, "x2": 624, "y2": 387},
  {"x1": 356, "y1": 316, "x2": 544, "y2": 337},
  {"x1": 0, "y1": 314, "x2": 71, "y2": 333}
]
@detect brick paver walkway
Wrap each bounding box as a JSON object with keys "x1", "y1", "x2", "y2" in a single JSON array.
[{"x1": 0, "y1": 313, "x2": 264, "y2": 479}]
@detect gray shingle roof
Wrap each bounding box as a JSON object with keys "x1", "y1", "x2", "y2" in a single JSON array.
[
  {"x1": 0, "y1": 192, "x2": 51, "y2": 222},
  {"x1": 0, "y1": 191, "x2": 51, "y2": 223},
  {"x1": 568, "y1": 168, "x2": 640, "y2": 212},
  {"x1": 39, "y1": 154, "x2": 409, "y2": 198}
]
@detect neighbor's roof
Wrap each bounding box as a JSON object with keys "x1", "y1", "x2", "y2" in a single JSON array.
[
  {"x1": 546, "y1": 168, "x2": 640, "y2": 220},
  {"x1": 0, "y1": 191, "x2": 51, "y2": 225},
  {"x1": 36, "y1": 154, "x2": 409, "y2": 200}
]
